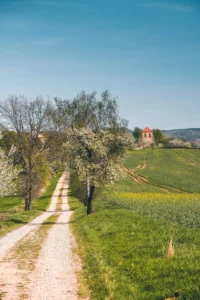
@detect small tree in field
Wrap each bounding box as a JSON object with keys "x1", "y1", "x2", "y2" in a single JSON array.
[
  {"x1": 133, "y1": 127, "x2": 142, "y2": 143},
  {"x1": 153, "y1": 129, "x2": 164, "y2": 146},
  {"x1": 0, "y1": 146, "x2": 19, "y2": 196}
]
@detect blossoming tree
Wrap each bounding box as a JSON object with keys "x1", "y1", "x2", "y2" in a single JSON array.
[
  {"x1": 0, "y1": 146, "x2": 19, "y2": 196},
  {"x1": 56, "y1": 91, "x2": 132, "y2": 215},
  {"x1": 64, "y1": 128, "x2": 131, "y2": 214}
]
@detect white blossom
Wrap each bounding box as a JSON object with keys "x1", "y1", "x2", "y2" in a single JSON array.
[
  {"x1": 63, "y1": 128, "x2": 131, "y2": 187},
  {"x1": 0, "y1": 147, "x2": 19, "y2": 196}
]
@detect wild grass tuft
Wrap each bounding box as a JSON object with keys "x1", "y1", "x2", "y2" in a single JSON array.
[{"x1": 167, "y1": 237, "x2": 175, "y2": 258}]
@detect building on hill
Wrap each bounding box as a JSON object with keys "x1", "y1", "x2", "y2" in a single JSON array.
[{"x1": 142, "y1": 127, "x2": 154, "y2": 146}]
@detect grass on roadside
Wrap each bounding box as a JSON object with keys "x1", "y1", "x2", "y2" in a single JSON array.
[
  {"x1": 0, "y1": 173, "x2": 62, "y2": 239},
  {"x1": 0, "y1": 196, "x2": 22, "y2": 212}
]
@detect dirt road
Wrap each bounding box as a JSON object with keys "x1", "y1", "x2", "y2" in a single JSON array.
[{"x1": 0, "y1": 172, "x2": 78, "y2": 300}]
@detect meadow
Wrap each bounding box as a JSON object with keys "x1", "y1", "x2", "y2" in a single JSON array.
[{"x1": 69, "y1": 149, "x2": 200, "y2": 300}]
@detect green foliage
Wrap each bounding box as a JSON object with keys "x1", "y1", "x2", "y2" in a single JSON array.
[
  {"x1": 46, "y1": 132, "x2": 66, "y2": 173},
  {"x1": 0, "y1": 131, "x2": 18, "y2": 153},
  {"x1": 70, "y1": 174, "x2": 87, "y2": 205},
  {"x1": 132, "y1": 127, "x2": 142, "y2": 142},
  {"x1": 153, "y1": 129, "x2": 164, "y2": 146},
  {"x1": 69, "y1": 149, "x2": 200, "y2": 299},
  {"x1": 32, "y1": 153, "x2": 51, "y2": 194},
  {"x1": 0, "y1": 196, "x2": 21, "y2": 212}
]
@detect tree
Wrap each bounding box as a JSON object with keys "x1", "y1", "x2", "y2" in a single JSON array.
[
  {"x1": 54, "y1": 90, "x2": 128, "y2": 132},
  {"x1": 0, "y1": 146, "x2": 19, "y2": 196},
  {"x1": 133, "y1": 127, "x2": 142, "y2": 142},
  {"x1": 0, "y1": 96, "x2": 55, "y2": 210},
  {"x1": 64, "y1": 128, "x2": 130, "y2": 215},
  {"x1": 56, "y1": 91, "x2": 131, "y2": 215},
  {"x1": 153, "y1": 129, "x2": 164, "y2": 146}
]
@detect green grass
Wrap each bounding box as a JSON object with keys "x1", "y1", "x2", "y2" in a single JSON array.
[
  {"x1": 114, "y1": 176, "x2": 163, "y2": 193},
  {"x1": 0, "y1": 173, "x2": 61, "y2": 238},
  {"x1": 69, "y1": 149, "x2": 200, "y2": 300},
  {"x1": 0, "y1": 196, "x2": 22, "y2": 212},
  {"x1": 175, "y1": 149, "x2": 200, "y2": 165},
  {"x1": 125, "y1": 149, "x2": 200, "y2": 193}
]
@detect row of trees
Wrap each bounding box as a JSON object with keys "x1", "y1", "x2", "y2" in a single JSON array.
[{"x1": 0, "y1": 92, "x2": 131, "y2": 215}]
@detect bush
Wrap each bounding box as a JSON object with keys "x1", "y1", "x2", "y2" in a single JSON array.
[{"x1": 70, "y1": 174, "x2": 87, "y2": 206}]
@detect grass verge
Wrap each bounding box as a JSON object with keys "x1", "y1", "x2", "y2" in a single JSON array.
[{"x1": 0, "y1": 173, "x2": 62, "y2": 239}]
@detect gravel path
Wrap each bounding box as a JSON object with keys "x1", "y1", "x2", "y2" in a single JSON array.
[
  {"x1": 30, "y1": 172, "x2": 78, "y2": 300},
  {"x1": 0, "y1": 173, "x2": 65, "y2": 260}
]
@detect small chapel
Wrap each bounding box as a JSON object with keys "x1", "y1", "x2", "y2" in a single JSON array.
[{"x1": 142, "y1": 127, "x2": 154, "y2": 146}]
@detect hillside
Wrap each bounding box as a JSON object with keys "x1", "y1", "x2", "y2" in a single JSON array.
[{"x1": 162, "y1": 128, "x2": 200, "y2": 145}]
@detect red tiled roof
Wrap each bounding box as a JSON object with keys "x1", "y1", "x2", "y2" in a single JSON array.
[{"x1": 142, "y1": 127, "x2": 152, "y2": 133}]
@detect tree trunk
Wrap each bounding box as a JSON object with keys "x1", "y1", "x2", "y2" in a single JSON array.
[
  {"x1": 87, "y1": 177, "x2": 90, "y2": 199},
  {"x1": 85, "y1": 176, "x2": 90, "y2": 206},
  {"x1": 87, "y1": 185, "x2": 95, "y2": 215},
  {"x1": 24, "y1": 196, "x2": 32, "y2": 210},
  {"x1": 27, "y1": 194, "x2": 32, "y2": 210},
  {"x1": 24, "y1": 165, "x2": 33, "y2": 211},
  {"x1": 24, "y1": 197, "x2": 29, "y2": 211},
  {"x1": 27, "y1": 180, "x2": 32, "y2": 210}
]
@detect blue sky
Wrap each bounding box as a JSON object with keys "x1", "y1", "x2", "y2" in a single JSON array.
[{"x1": 0, "y1": 0, "x2": 200, "y2": 129}]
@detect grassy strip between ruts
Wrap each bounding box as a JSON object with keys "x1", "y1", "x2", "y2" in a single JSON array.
[
  {"x1": 69, "y1": 193, "x2": 200, "y2": 300},
  {"x1": 0, "y1": 172, "x2": 62, "y2": 239},
  {"x1": 1, "y1": 214, "x2": 59, "y2": 299}
]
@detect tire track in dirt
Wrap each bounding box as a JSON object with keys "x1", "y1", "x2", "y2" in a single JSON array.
[{"x1": 30, "y1": 172, "x2": 78, "y2": 300}]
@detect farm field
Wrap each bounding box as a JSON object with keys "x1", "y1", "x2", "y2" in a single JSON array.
[
  {"x1": 0, "y1": 173, "x2": 61, "y2": 239},
  {"x1": 70, "y1": 149, "x2": 200, "y2": 300},
  {"x1": 125, "y1": 149, "x2": 200, "y2": 193}
]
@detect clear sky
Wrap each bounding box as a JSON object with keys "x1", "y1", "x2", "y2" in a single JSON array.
[{"x1": 0, "y1": 0, "x2": 200, "y2": 129}]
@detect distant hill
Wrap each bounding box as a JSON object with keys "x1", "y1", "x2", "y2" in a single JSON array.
[{"x1": 162, "y1": 128, "x2": 200, "y2": 145}]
